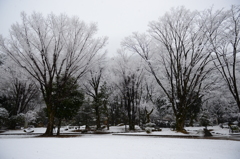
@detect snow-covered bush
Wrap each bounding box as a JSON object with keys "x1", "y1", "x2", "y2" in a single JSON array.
[
  {"x1": 229, "y1": 125, "x2": 240, "y2": 133},
  {"x1": 23, "y1": 110, "x2": 38, "y2": 128},
  {"x1": 145, "y1": 127, "x2": 152, "y2": 133},
  {"x1": 8, "y1": 113, "x2": 25, "y2": 129},
  {"x1": 230, "y1": 125, "x2": 239, "y2": 130},
  {"x1": 134, "y1": 125, "x2": 142, "y2": 131},
  {"x1": 0, "y1": 107, "x2": 9, "y2": 127},
  {"x1": 145, "y1": 123, "x2": 156, "y2": 133},
  {"x1": 25, "y1": 110, "x2": 37, "y2": 124},
  {"x1": 145, "y1": 122, "x2": 156, "y2": 127},
  {"x1": 232, "y1": 121, "x2": 239, "y2": 125},
  {"x1": 0, "y1": 107, "x2": 9, "y2": 119}
]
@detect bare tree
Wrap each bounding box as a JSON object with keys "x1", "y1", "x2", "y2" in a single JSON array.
[
  {"x1": 84, "y1": 67, "x2": 104, "y2": 130},
  {"x1": 7, "y1": 78, "x2": 39, "y2": 116},
  {"x1": 0, "y1": 12, "x2": 107, "y2": 136},
  {"x1": 112, "y1": 51, "x2": 145, "y2": 130},
  {"x1": 208, "y1": 5, "x2": 240, "y2": 111},
  {"x1": 122, "y1": 7, "x2": 214, "y2": 131},
  {"x1": 0, "y1": 61, "x2": 39, "y2": 117}
]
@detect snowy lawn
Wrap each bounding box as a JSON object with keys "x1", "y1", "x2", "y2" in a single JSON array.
[
  {"x1": 0, "y1": 134, "x2": 240, "y2": 159},
  {"x1": 120, "y1": 126, "x2": 232, "y2": 136},
  {"x1": 0, "y1": 125, "x2": 233, "y2": 136}
]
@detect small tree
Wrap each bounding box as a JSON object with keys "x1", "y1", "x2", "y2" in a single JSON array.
[
  {"x1": 84, "y1": 68, "x2": 104, "y2": 130},
  {"x1": 186, "y1": 92, "x2": 202, "y2": 126},
  {"x1": 200, "y1": 111, "x2": 212, "y2": 136},
  {"x1": 53, "y1": 76, "x2": 84, "y2": 135},
  {"x1": 100, "y1": 82, "x2": 110, "y2": 129},
  {"x1": 84, "y1": 66, "x2": 111, "y2": 130},
  {"x1": 73, "y1": 98, "x2": 95, "y2": 126},
  {"x1": 200, "y1": 111, "x2": 211, "y2": 129}
]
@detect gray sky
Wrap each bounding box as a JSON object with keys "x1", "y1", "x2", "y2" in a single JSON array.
[{"x1": 0, "y1": 0, "x2": 239, "y2": 56}]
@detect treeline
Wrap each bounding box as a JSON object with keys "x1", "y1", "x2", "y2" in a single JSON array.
[{"x1": 0, "y1": 5, "x2": 239, "y2": 135}]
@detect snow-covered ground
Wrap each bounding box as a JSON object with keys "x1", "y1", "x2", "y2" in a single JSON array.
[
  {"x1": 0, "y1": 134, "x2": 239, "y2": 159},
  {"x1": 120, "y1": 126, "x2": 232, "y2": 136},
  {"x1": 0, "y1": 125, "x2": 240, "y2": 159},
  {"x1": 0, "y1": 125, "x2": 235, "y2": 136}
]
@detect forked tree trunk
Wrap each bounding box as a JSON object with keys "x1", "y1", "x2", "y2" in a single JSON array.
[
  {"x1": 145, "y1": 108, "x2": 154, "y2": 123},
  {"x1": 44, "y1": 110, "x2": 55, "y2": 136}
]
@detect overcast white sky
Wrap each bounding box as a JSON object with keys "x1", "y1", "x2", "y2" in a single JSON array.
[{"x1": 0, "y1": 0, "x2": 239, "y2": 56}]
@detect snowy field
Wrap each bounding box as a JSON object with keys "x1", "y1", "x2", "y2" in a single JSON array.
[
  {"x1": 0, "y1": 134, "x2": 240, "y2": 159},
  {"x1": 0, "y1": 125, "x2": 236, "y2": 136},
  {"x1": 0, "y1": 126, "x2": 240, "y2": 159}
]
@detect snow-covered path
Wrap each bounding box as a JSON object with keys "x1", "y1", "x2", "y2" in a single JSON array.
[{"x1": 0, "y1": 134, "x2": 239, "y2": 159}]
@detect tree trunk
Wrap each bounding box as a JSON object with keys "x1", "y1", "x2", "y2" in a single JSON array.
[
  {"x1": 24, "y1": 118, "x2": 28, "y2": 128},
  {"x1": 189, "y1": 117, "x2": 194, "y2": 127},
  {"x1": 175, "y1": 114, "x2": 186, "y2": 132},
  {"x1": 44, "y1": 110, "x2": 55, "y2": 136},
  {"x1": 128, "y1": 109, "x2": 135, "y2": 130},
  {"x1": 95, "y1": 106, "x2": 101, "y2": 130},
  {"x1": 57, "y1": 118, "x2": 62, "y2": 136},
  {"x1": 128, "y1": 113, "x2": 135, "y2": 130},
  {"x1": 129, "y1": 119, "x2": 135, "y2": 130},
  {"x1": 237, "y1": 100, "x2": 240, "y2": 113},
  {"x1": 128, "y1": 111, "x2": 132, "y2": 130},
  {"x1": 106, "y1": 117, "x2": 109, "y2": 130},
  {"x1": 145, "y1": 108, "x2": 154, "y2": 123}
]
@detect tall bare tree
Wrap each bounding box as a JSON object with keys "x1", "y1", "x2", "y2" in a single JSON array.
[
  {"x1": 0, "y1": 12, "x2": 107, "y2": 135},
  {"x1": 112, "y1": 51, "x2": 145, "y2": 130},
  {"x1": 122, "y1": 7, "x2": 214, "y2": 131},
  {"x1": 207, "y1": 5, "x2": 240, "y2": 111}
]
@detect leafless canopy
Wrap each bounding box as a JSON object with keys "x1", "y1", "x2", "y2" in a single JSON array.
[
  {"x1": 207, "y1": 6, "x2": 240, "y2": 110},
  {"x1": 0, "y1": 12, "x2": 107, "y2": 135},
  {"x1": 122, "y1": 7, "x2": 214, "y2": 131}
]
